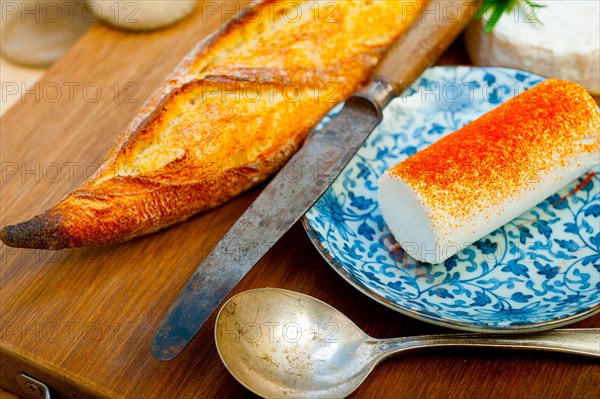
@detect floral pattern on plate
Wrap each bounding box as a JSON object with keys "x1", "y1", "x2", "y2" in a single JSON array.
[{"x1": 303, "y1": 66, "x2": 600, "y2": 332}]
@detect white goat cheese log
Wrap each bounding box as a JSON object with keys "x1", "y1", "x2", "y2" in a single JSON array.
[{"x1": 378, "y1": 80, "x2": 600, "y2": 264}]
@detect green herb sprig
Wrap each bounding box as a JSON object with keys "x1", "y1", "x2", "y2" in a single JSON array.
[{"x1": 475, "y1": 0, "x2": 545, "y2": 33}]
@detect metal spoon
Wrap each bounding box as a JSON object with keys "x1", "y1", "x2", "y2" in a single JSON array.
[{"x1": 215, "y1": 288, "x2": 599, "y2": 399}]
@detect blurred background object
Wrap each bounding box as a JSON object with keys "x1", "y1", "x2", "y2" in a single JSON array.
[
  {"x1": 0, "y1": 0, "x2": 199, "y2": 115},
  {"x1": 1, "y1": 0, "x2": 92, "y2": 67},
  {"x1": 465, "y1": 0, "x2": 600, "y2": 95},
  {"x1": 89, "y1": 0, "x2": 198, "y2": 31}
]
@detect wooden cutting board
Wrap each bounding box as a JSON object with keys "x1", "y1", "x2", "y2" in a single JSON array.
[
  {"x1": 0, "y1": 3, "x2": 265, "y2": 397},
  {"x1": 1, "y1": 3, "x2": 599, "y2": 399}
]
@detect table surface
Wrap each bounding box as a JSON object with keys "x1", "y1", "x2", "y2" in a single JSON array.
[{"x1": 1, "y1": 3, "x2": 599, "y2": 399}]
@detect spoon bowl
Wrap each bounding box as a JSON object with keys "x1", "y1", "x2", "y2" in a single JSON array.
[
  {"x1": 215, "y1": 288, "x2": 599, "y2": 399},
  {"x1": 215, "y1": 288, "x2": 374, "y2": 398}
]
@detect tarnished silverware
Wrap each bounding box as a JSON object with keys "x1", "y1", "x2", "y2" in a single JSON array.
[
  {"x1": 153, "y1": 0, "x2": 480, "y2": 361},
  {"x1": 215, "y1": 288, "x2": 600, "y2": 399}
]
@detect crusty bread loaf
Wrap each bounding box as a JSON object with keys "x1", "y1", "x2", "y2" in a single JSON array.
[{"x1": 0, "y1": 0, "x2": 425, "y2": 249}]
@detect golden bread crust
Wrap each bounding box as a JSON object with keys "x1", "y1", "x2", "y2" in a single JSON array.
[{"x1": 1, "y1": 0, "x2": 425, "y2": 249}]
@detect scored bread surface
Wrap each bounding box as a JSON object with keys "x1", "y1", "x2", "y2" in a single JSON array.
[{"x1": 1, "y1": 0, "x2": 425, "y2": 249}]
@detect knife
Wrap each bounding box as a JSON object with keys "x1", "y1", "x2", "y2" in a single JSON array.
[{"x1": 152, "y1": 0, "x2": 480, "y2": 360}]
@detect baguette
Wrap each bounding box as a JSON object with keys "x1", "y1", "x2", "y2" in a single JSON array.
[{"x1": 0, "y1": 0, "x2": 425, "y2": 249}]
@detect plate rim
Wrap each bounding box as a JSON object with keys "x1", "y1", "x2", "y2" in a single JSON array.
[
  {"x1": 302, "y1": 217, "x2": 600, "y2": 333},
  {"x1": 301, "y1": 65, "x2": 600, "y2": 333}
]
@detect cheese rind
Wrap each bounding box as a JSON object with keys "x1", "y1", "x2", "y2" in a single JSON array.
[{"x1": 377, "y1": 80, "x2": 600, "y2": 264}]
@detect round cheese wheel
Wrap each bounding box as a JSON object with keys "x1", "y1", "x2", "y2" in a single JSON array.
[
  {"x1": 88, "y1": 0, "x2": 198, "y2": 31},
  {"x1": 1, "y1": 1, "x2": 92, "y2": 67},
  {"x1": 465, "y1": 1, "x2": 600, "y2": 95}
]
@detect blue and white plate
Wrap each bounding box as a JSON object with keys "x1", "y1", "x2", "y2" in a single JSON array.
[{"x1": 303, "y1": 66, "x2": 600, "y2": 332}]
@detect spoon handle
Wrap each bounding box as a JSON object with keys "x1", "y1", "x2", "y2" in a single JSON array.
[{"x1": 372, "y1": 328, "x2": 600, "y2": 360}]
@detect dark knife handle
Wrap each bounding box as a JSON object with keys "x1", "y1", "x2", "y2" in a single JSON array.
[{"x1": 368, "y1": 0, "x2": 480, "y2": 107}]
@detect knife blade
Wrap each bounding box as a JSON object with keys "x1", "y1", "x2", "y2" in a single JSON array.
[{"x1": 152, "y1": 0, "x2": 480, "y2": 361}]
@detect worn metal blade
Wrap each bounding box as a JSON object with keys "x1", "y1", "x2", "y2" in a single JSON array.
[{"x1": 152, "y1": 97, "x2": 381, "y2": 360}]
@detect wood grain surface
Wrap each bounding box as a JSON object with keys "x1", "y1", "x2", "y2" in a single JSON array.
[{"x1": 1, "y1": 3, "x2": 599, "y2": 399}]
